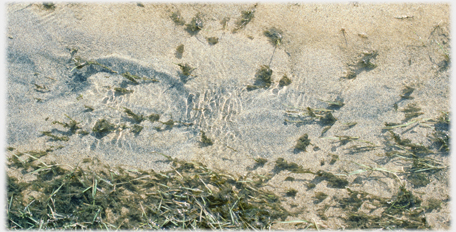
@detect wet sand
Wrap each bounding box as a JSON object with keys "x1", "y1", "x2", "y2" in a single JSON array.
[{"x1": 6, "y1": 2, "x2": 450, "y2": 229}]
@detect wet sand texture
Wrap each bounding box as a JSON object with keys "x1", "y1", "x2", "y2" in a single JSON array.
[{"x1": 7, "y1": 3, "x2": 450, "y2": 229}]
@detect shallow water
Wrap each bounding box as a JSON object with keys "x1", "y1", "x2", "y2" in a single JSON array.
[{"x1": 6, "y1": 3, "x2": 451, "y2": 229}]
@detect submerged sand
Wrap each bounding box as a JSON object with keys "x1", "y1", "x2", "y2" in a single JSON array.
[{"x1": 6, "y1": 2, "x2": 450, "y2": 229}]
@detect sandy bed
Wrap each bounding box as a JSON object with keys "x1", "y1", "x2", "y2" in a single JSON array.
[{"x1": 6, "y1": 2, "x2": 450, "y2": 229}]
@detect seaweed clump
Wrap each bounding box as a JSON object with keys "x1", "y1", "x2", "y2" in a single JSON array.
[
  {"x1": 177, "y1": 63, "x2": 196, "y2": 77},
  {"x1": 200, "y1": 131, "x2": 213, "y2": 146},
  {"x1": 121, "y1": 72, "x2": 140, "y2": 84},
  {"x1": 294, "y1": 133, "x2": 311, "y2": 152},
  {"x1": 147, "y1": 113, "x2": 160, "y2": 122},
  {"x1": 431, "y1": 111, "x2": 450, "y2": 152},
  {"x1": 341, "y1": 50, "x2": 378, "y2": 80},
  {"x1": 170, "y1": 11, "x2": 185, "y2": 26},
  {"x1": 92, "y1": 118, "x2": 115, "y2": 138},
  {"x1": 284, "y1": 107, "x2": 337, "y2": 131},
  {"x1": 386, "y1": 186, "x2": 422, "y2": 214},
  {"x1": 207, "y1": 37, "x2": 219, "y2": 45},
  {"x1": 6, "y1": 152, "x2": 290, "y2": 230},
  {"x1": 254, "y1": 157, "x2": 268, "y2": 166},
  {"x1": 51, "y1": 114, "x2": 81, "y2": 134},
  {"x1": 248, "y1": 157, "x2": 268, "y2": 171},
  {"x1": 175, "y1": 44, "x2": 184, "y2": 59},
  {"x1": 233, "y1": 7, "x2": 256, "y2": 32},
  {"x1": 320, "y1": 111, "x2": 337, "y2": 126},
  {"x1": 279, "y1": 74, "x2": 292, "y2": 87},
  {"x1": 114, "y1": 87, "x2": 134, "y2": 95},
  {"x1": 401, "y1": 103, "x2": 423, "y2": 121},
  {"x1": 130, "y1": 124, "x2": 143, "y2": 134},
  {"x1": 285, "y1": 189, "x2": 298, "y2": 198},
  {"x1": 71, "y1": 56, "x2": 117, "y2": 74},
  {"x1": 256, "y1": 65, "x2": 273, "y2": 86},
  {"x1": 123, "y1": 107, "x2": 145, "y2": 123},
  {"x1": 41, "y1": 131, "x2": 69, "y2": 141},
  {"x1": 43, "y1": 2, "x2": 55, "y2": 10},
  {"x1": 315, "y1": 170, "x2": 348, "y2": 188},
  {"x1": 314, "y1": 192, "x2": 328, "y2": 203},
  {"x1": 338, "y1": 186, "x2": 428, "y2": 229},
  {"x1": 272, "y1": 158, "x2": 314, "y2": 174},
  {"x1": 247, "y1": 65, "x2": 273, "y2": 90},
  {"x1": 329, "y1": 154, "x2": 339, "y2": 165},
  {"x1": 264, "y1": 27, "x2": 283, "y2": 46},
  {"x1": 185, "y1": 14, "x2": 203, "y2": 35},
  {"x1": 400, "y1": 85, "x2": 415, "y2": 100}
]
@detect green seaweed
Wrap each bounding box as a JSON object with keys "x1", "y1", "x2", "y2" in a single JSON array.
[
  {"x1": 286, "y1": 106, "x2": 337, "y2": 127},
  {"x1": 41, "y1": 131, "x2": 70, "y2": 141},
  {"x1": 160, "y1": 119, "x2": 175, "y2": 129},
  {"x1": 279, "y1": 74, "x2": 292, "y2": 87},
  {"x1": 170, "y1": 11, "x2": 185, "y2": 26},
  {"x1": 34, "y1": 83, "x2": 49, "y2": 93},
  {"x1": 84, "y1": 105, "x2": 94, "y2": 112},
  {"x1": 177, "y1": 63, "x2": 195, "y2": 76},
  {"x1": 123, "y1": 107, "x2": 144, "y2": 123},
  {"x1": 233, "y1": 7, "x2": 256, "y2": 32},
  {"x1": 315, "y1": 170, "x2": 348, "y2": 188},
  {"x1": 284, "y1": 176, "x2": 295, "y2": 181},
  {"x1": 249, "y1": 157, "x2": 268, "y2": 170},
  {"x1": 246, "y1": 85, "x2": 261, "y2": 91},
  {"x1": 337, "y1": 186, "x2": 428, "y2": 229},
  {"x1": 358, "y1": 50, "x2": 378, "y2": 69},
  {"x1": 254, "y1": 157, "x2": 268, "y2": 166},
  {"x1": 114, "y1": 87, "x2": 134, "y2": 95},
  {"x1": 342, "y1": 122, "x2": 357, "y2": 130},
  {"x1": 121, "y1": 72, "x2": 140, "y2": 84},
  {"x1": 320, "y1": 98, "x2": 345, "y2": 108},
  {"x1": 71, "y1": 56, "x2": 117, "y2": 73},
  {"x1": 425, "y1": 198, "x2": 442, "y2": 212},
  {"x1": 285, "y1": 189, "x2": 298, "y2": 198},
  {"x1": 77, "y1": 130, "x2": 90, "y2": 136},
  {"x1": 220, "y1": 17, "x2": 230, "y2": 30},
  {"x1": 200, "y1": 131, "x2": 213, "y2": 146},
  {"x1": 52, "y1": 114, "x2": 81, "y2": 134},
  {"x1": 92, "y1": 119, "x2": 115, "y2": 137},
  {"x1": 407, "y1": 172, "x2": 430, "y2": 187},
  {"x1": 264, "y1": 27, "x2": 283, "y2": 46},
  {"x1": 256, "y1": 65, "x2": 273, "y2": 87},
  {"x1": 314, "y1": 192, "x2": 328, "y2": 203},
  {"x1": 400, "y1": 85, "x2": 415, "y2": 99},
  {"x1": 147, "y1": 113, "x2": 160, "y2": 122},
  {"x1": 247, "y1": 65, "x2": 273, "y2": 91},
  {"x1": 43, "y1": 2, "x2": 55, "y2": 10},
  {"x1": 175, "y1": 44, "x2": 184, "y2": 58},
  {"x1": 185, "y1": 14, "x2": 203, "y2": 35},
  {"x1": 320, "y1": 111, "x2": 337, "y2": 126},
  {"x1": 273, "y1": 158, "x2": 314, "y2": 174},
  {"x1": 341, "y1": 69, "x2": 357, "y2": 79},
  {"x1": 295, "y1": 134, "x2": 311, "y2": 152},
  {"x1": 387, "y1": 186, "x2": 421, "y2": 214},
  {"x1": 130, "y1": 125, "x2": 143, "y2": 134},
  {"x1": 306, "y1": 183, "x2": 316, "y2": 190},
  {"x1": 401, "y1": 103, "x2": 423, "y2": 121},
  {"x1": 207, "y1": 37, "x2": 219, "y2": 45},
  {"x1": 430, "y1": 130, "x2": 449, "y2": 152},
  {"x1": 342, "y1": 50, "x2": 378, "y2": 80},
  {"x1": 329, "y1": 154, "x2": 339, "y2": 165},
  {"x1": 388, "y1": 131, "x2": 431, "y2": 154}
]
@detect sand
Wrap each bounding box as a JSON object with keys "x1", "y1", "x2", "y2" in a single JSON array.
[{"x1": 6, "y1": 2, "x2": 450, "y2": 229}]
